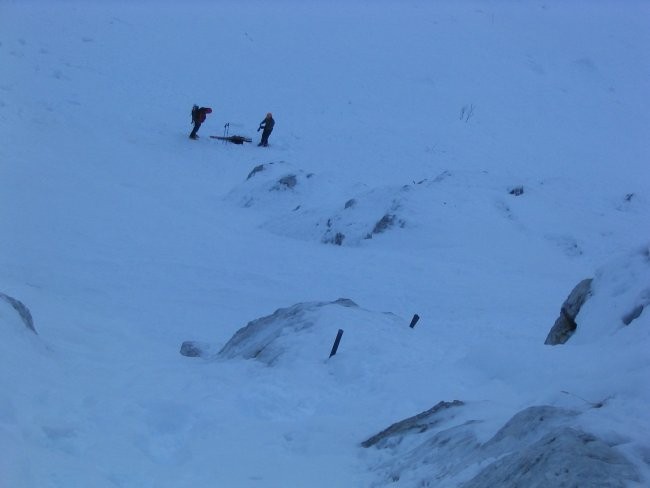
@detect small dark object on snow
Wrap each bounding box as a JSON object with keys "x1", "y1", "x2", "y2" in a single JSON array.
[
  {"x1": 0, "y1": 292, "x2": 37, "y2": 334},
  {"x1": 509, "y1": 186, "x2": 524, "y2": 196},
  {"x1": 409, "y1": 313, "x2": 420, "y2": 328},
  {"x1": 247, "y1": 164, "x2": 267, "y2": 179},
  {"x1": 278, "y1": 174, "x2": 297, "y2": 189},
  {"x1": 371, "y1": 214, "x2": 396, "y2": 235},
  {"x1": 210, "y1": 135, "x2": 252, "y2": 144},
  {"x1": 180, "y1": 341, "x2": 203, "y2": 357},
  {"x1": 622, "y1": 304, "x2": 645, "y2": 326},
  {"x1": 329, "y1": 329, "x2": 344, "y2": 358}
]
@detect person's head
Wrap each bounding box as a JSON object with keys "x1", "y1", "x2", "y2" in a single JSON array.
[
  {"x1": 266, "y1": 112, "x2": 272, "y2": 118},
  {"x1": 206, "y1": 108, "x2": 212, "y2": 114}
]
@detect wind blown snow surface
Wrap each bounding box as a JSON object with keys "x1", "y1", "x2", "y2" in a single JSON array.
[{"x1": 1, "y1": 1, "x2": 649, "y2": 487}]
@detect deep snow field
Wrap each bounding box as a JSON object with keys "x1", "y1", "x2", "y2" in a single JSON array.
[{"x1": 1, "y1": 1, "x2": 649, "y2": 487}]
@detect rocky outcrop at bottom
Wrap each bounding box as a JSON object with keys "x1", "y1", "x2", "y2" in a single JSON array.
[
  {"x1": 462, "y1": 427, "x2": 639, "y2": 488},
  {"x1": 363, "y1": 404, "x2": 640, "y2": 488}
]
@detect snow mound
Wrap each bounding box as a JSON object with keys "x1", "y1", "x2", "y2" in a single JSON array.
[
  {"x1": 217, "y1": 298, "x2": 404, "y2": 367},
  {"x1": 227, "y1": 163, "x2": 645, "y2": 259},
  {"x1": 227, "y1": 165, "x2": 528, "y2": 247},
  {"x1": 226, "y1": 161, "x2": 317, "y2": 213}
]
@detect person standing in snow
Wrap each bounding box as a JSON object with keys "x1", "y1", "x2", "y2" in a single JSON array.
[
  {"x1": 257, "y1": 112, "x2": 275, "y2": 147},
  {"x1": 190, "y1": 105, "x2": 212, "y2": 140}
]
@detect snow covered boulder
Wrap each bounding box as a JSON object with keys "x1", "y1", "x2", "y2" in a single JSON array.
[
  {"x1": 0, "y1": 292, "x2": 37, "y2": 334},
  {"x1": 362, "y1": 400, "x2": 480, "y2": 485},
  {"x1": 319, "y1": 185, "x2": 409, "y2": 246},
  {"x1": 361, "y1": 400, "x2": 465, "y2": 448},
  {"x1": 544, "y1": 278, "x2": 592, "y2": 345},
  {"x1": 230, "y1": 160, "x2": 415, "y2": 246},
  {"x1": 228, "y1": 161, "x2": 315, "y2": 211},
  {"x1": 546, "y1": 244, "x2": 650, "y2": 345},
  {"x1": 462, "y1": 427, "x2": 640, "y2": 488},
  {"x1": 217, "y1": 298, "x2": 404, "y2": 367},
  {"x1": 363, "y1": 404, "x2": 640, "y2": 487}
]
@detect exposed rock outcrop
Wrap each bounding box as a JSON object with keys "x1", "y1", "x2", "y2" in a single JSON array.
[
  {"x1": 180, "y1": 341, "x2": 213, "y2": 358},
  {"x1": 362, "y1": 400, "x2": 464, "y2": 448},
  {"x1": 363, "y1": 403, "x2": 639, "y2": 487},
  {"x1": 544, "y1": 278, "x2": 592, "y2": 345}
]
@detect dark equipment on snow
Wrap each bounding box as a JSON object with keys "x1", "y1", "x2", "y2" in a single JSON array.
[
  {"x1": 409, "y1": 314, "x2": 420, "y2": 329},
  {"x1": 218, "y1": 123, "x2": 231, "y2": 145},
  {"x1": 191, "y1": 104, "x2": 200, "y2": 124},
  {"x1": 329, "y1": 329, "x2": 344, "y2": 358},
  {"x1": 209, "y1": 135, "x2": 252, "y2": 144}
]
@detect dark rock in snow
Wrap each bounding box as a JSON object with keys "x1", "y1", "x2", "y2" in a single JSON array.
[
  {"x1": 272, "y1": 174, "x2": 297, "y2": 190},
  {"x1": 180, "y1": 341, "x2": 210, "y2": 358},
  {"x1": 246, "y1": 161, "x2": 283, "y2": 180},
  {"x1": 508, "y1": 185, "x2": 524, "y2": 196},
  {"x1": 621, "y1": 284, "x2": 648, "y2": 326},
  {"x1": 545, "y1": 278, "x2": 592, "y2": 345},
  {"x1": 0, "y1": 292, "x2": 37, "y2": 334},
  {"x1": 372, "y1": 214, "x2": 396, "y2": 234},
  {"x1": 246, "y1": 164, "x2": 266, "y2": 180},
  {"x1": 622, "y1": 304, "x2": 645, "y2": 326},
  {"x1": 364, "y1": 213, "x2": 406, "y2": 240}
]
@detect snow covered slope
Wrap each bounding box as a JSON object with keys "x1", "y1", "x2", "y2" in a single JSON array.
[{"x1": 1, "y1": 1, "x2": 649, "y2": 487}]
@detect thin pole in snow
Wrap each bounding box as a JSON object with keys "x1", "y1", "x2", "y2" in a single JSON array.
[
  {"x1": 409, "y1": 314, "x2": 420, "y2": 328},
  {"x1": 329, "y1": 329, "x2": 344, "y2": 358}
]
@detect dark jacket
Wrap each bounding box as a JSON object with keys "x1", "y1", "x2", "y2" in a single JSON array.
[
  {"x1": 194, "y1": 107, "x2": 212, "y2": 124},
  {"x1": 259, "y1": 115, "x2": 275, "y2": 132}
]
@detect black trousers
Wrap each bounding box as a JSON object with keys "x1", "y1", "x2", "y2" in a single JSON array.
[
  {"x1": 190, "y1": 121, "x2": 202, "y2": 138},
  {"x1": 259, "y1": 128, "x2": 272, "y2": 146}
]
